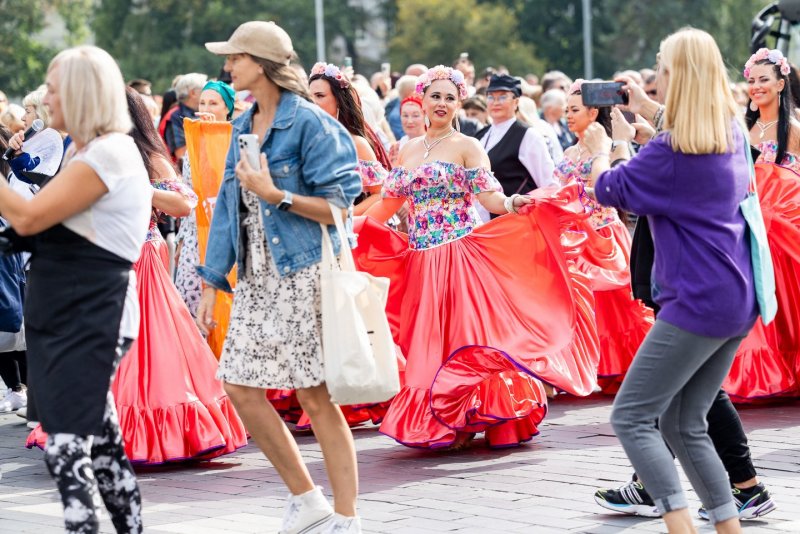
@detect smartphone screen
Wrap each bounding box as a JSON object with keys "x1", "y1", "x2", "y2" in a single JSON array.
[{"x1": 581, "y1": 82, "x2": 629, "y2": 107}]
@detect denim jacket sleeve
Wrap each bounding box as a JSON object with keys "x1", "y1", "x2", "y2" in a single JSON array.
[
  {"x1": 300, "y1": 117, "x2": 362, "y2": 209},
  {"x1": 195, "y1": 135, "x2": 237, "y2": 293}
]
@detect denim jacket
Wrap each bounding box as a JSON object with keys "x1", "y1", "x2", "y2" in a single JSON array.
[{"x1": 197, "y1": 91, "x2": 361, "y2": 293}]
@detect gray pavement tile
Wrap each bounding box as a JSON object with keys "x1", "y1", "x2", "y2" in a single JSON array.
[{"x1": 1, "y1": 396, "x2": 798, "y2": 533}]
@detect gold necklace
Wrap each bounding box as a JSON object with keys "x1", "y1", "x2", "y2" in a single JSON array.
[
  {"x1": 423, "y1": 128, "x2": 455, "y2": 159},
  {"x1": 756, "y1": 119, "x2": 779, "y2": 140}
]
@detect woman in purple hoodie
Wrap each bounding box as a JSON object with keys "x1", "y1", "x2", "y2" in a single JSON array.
[{"x1": 583, "y1": 28, "x2": 757, "y2": 534}]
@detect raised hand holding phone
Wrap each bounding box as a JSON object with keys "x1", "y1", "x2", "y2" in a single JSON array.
[{"x1": 235, "y1": 137, "x2": 280, "y2": 202}]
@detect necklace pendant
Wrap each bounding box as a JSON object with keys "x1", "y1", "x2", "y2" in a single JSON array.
[
  {"x1": 423, "y1": 150, "x2": 430, "y2": 158},
  {"x1": 760, "y1": 131, "x2": 765, "y2": 140}
]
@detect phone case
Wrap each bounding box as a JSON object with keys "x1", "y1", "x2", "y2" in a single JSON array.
[{"x1": 238, "y1": 134, "x2": 261, "y2": 170}]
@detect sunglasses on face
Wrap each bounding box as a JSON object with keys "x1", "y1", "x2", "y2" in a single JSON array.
[
  {"x1": 646, "y1": 89, "x2": 657, "y2": 96},
  {"x1": 487, "y1": 94, "x2": 512, "y2": 103}
]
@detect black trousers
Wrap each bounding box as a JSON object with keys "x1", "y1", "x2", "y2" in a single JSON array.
[
  {"x1": 707, "y1": 389, "x2": 757, "y2": 483},
  {"x1": 0, "y1": 350, "x2": 26, "y2": 390},
  {"x1": 630, "y1": 217, "x2": 756, "y2": 485}
]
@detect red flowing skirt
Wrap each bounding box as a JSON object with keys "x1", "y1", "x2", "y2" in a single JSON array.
[
  {"x1": 579, "y1": 221, "x2": 654, "y2": 394},
  {"x1": 28, "y1": 239, "x2": 248, "y2": 464},
  {"x1": 724, "y1": 163, "x2": 800, "y2": 402},
  {"x1": 352, "y1": 184, "x2": 602, "y2": 449}
]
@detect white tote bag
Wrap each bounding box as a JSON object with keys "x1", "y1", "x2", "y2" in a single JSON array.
[{"x1": 319, "y1": 203, "x2": 399, "y2": 405}]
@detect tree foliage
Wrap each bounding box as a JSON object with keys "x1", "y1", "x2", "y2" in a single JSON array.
[
  {"x1": 490, "y1": 0, "x2": 769, "y2": 79},
  {"x1": 0, "y1": 0, "x2": 780, "y2": 99},
  {"x1": 91, "y1": 0, "x2": 368, "y2": 92},
  {"x1": 0, "y1": 0, "x2": 57, "y2": 97},
  {"x1": 388, "y1": 0, "x2": 545, "y2": 75}
]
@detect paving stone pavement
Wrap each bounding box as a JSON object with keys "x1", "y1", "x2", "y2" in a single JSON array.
[{"x1": 1, "y1": 395, "x2": 798, "y2": 533}]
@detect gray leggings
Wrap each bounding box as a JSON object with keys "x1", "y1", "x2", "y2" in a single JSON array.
[{"x1": 610, "y1": 319, "x2": 746, "y2": 524}]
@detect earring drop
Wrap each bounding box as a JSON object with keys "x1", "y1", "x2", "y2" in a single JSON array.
[
  {"x1": 750, "y1": 100, "x2": 759, "y2": 112},
  {"x1": 424, "y1": 115, "x2": 431, "y2": 128}
]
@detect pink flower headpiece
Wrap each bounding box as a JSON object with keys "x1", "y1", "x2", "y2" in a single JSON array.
[
  {"x1": 743, "y1": 48, "x2": 791, "y2": 79},
  {"x1": 569, "y1": 78, "x2": 585, "y2": 95},
  {"x1": 415, "y1": 65, "x2": 468, "y2": 99},
  {"x1": 310, "y1": 62, "x2": 350, "y2": 89}
]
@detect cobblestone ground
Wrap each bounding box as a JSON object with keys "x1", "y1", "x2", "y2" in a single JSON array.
[{"x1": 1, "y1": 395, "x2": 798, "y2": 533}]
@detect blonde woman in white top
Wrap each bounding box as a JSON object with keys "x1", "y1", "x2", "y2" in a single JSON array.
[{"x1": 0, "y1": 45, "x2": 152, "y2": 534}]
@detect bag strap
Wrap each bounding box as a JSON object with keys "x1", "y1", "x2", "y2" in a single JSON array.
[
  {"x1": 738, "y1": 122, "x2": 757, "y2": 194},
  {"x1": 319, "y1": 203, "x2": 356, "y2": 273}
]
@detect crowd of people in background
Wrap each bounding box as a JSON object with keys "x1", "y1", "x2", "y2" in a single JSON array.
[{"x1": 0, "y1": 19, "x2": 796, "y2": 534}]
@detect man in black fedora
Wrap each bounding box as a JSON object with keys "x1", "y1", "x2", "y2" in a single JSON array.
[{"x1": 476, "y1": 74, "x2": 556, "y2": 202}]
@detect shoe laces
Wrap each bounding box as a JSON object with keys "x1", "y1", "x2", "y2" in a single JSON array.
[
  {"x1": 327, "y1": 517, "x2": 354, "y2": 533},
  {"x1": 281, "y1": 496, "x2": 301, "y2": 530},
  {"x1": 619, "y1": 481, "x2": 649, "y2": 505}
]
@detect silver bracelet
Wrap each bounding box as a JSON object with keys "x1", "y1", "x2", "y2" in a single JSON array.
[{"x1": 504, "y1": 194, "x2": 518, "y2": 214}]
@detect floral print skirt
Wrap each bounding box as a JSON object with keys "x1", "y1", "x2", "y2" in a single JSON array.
[
  {"x1": 217, "y1": 190, "x2": 325, "y2": 390},
  {"x1": 175, "y1": 212, "x2": 202, "y2": 317}
]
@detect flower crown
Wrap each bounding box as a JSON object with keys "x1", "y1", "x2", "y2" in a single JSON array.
[
  {"x1": 568, "y1": 78, "x2": 585, "y2": 95},
  {"x1": 743, "y1": 48, "x2": 791, "y2": 79},
  {"x1": 415, "y1": 65, "x2": 468, "y2": 99},
  {"x1": 310, "y1": 62, "x2": 350, "y2": 89}
]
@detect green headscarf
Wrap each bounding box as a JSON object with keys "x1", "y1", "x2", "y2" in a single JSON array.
[{"x1": 202, "y1": 80, "x2": 235, "y2": 119}]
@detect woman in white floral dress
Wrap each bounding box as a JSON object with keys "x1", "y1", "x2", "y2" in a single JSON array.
[{"x1": 198, "y1": 22, "x2": 364, "y2": 534}]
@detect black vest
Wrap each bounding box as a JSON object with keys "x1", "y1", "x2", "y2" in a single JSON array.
[{"x1": 476, "y1": 121, "x2": 536, "y2": 196}]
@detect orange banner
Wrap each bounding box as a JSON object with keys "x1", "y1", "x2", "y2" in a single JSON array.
[{"x1": 184, "y1": 119, "x2": 236, "y2": 358}]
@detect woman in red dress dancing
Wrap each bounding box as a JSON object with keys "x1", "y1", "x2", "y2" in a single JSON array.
[
  {"x1": 554, "y1": 80, "x2": 654, "y2": 393},
  {"x1": 355, "y1": 66, "x2": 602, "y2": 449},
  {"x1": 724, "y1": 48, "x2": 800, "y2": 402}
]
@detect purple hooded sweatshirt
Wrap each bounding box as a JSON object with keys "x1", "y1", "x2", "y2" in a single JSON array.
[{"x1": 595, "y1": 129, "x2": 758, "y2": 338}]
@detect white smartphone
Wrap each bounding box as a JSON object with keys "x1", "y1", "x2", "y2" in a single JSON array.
[{"x1": 237, "y1": 134, "x2": 261, "y2": 169}]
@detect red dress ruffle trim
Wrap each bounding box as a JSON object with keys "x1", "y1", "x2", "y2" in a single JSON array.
[{"x1": 27, "y1": 239, "x2": 248, "y2": 464}]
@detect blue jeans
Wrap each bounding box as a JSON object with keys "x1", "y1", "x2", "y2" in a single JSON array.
[{"x1": 610, "y1": 319, "x2": 745, "y2": 524}]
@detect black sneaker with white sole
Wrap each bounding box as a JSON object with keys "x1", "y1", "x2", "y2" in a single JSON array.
[
  {"x1": 698, "y1": 483, "x2": 776, "y2": 521},
  {"x1": 594, "y1": 480, "x2": 660, "y2": 518}
]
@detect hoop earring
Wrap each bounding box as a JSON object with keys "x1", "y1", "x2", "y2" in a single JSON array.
[{"x1": 749, "y1": 100, "x2": 758, "y2": 112}]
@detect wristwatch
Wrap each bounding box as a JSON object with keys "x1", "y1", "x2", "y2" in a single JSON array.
[{"x1": 277, "y1": 189, "x2": 293, "y2": 211}]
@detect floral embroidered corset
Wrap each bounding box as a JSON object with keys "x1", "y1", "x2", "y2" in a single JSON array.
[
  {"x1": 554, "y1": 155, "x2": 619, "y2": 229},
  {"x1": 383, "y1": 161, "x2": 502, "y2": 250},
  {"x1": 147, "y1": 175, "x2": 198, "y2": 241},
  {"x1": 756, "y1": 140, "x2": 800, "y2": 175},
  {"x1": 357, "y1": 159, "x2": 388, "y2": 189}
]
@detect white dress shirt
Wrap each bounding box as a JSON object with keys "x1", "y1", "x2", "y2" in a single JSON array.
[{"x1": 481, "y1": 117, "x2": 558, "y2": 189}]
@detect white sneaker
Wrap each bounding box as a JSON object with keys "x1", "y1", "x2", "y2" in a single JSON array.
[
  {"x1": 321, "y1": 514, "x2": 362, "y2": 534},
  {"x1": 16, "y1": 407, "x2": 27, "y2": 419},
  {"x1": 278, "y1": 486, "x2": 334, "y2": 534},
  {"x1": 0, "y1": 389, "x2": 27, "y2": 413},
  {"x1": 27, "y1": 420, "x2": 39, "y2": 429}
]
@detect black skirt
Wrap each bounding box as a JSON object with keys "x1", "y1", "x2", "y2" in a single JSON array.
[{"x1": 24, "y1": 225, "x2": 132, "y2": 436}]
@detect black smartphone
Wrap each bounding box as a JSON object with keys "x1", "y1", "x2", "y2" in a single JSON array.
[{"x1": 581, "y1": 81, "x2": 629, "y2": 107}]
